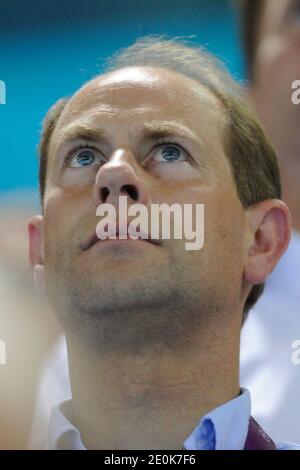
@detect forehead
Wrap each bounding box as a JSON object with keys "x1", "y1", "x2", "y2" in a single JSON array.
[{"x1": 54, "y1": 66, "x2": 225, "y2": 135}]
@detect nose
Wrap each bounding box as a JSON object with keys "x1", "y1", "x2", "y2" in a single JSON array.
[{"x1": 93, "y1": 148, "x2": 150, "y2": 206}]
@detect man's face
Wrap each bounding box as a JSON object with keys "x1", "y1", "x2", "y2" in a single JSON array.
[
  {"x1": 252, "y1": 0, "x2": 300, "y2": 178},
  {"x1": 40, "y1": 67, "x2": 247, "y2": 347}
]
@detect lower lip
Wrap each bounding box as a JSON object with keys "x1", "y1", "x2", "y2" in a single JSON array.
[{"x1": 88, "y1": 238, "x2": 159, "y2": 250}]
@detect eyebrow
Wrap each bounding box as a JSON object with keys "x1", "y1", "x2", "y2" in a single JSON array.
[
  {"x1": 54, "y1": 124, "x2": 109, "y2": 150},
  {"x1": 53, "y1": 119, "x2": 204, "y2": 157},
  {"x1": 139, "y1": 121, "x2": 203, "y2": 147}
]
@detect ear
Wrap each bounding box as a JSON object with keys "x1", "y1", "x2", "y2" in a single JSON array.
[
  {"x1": 28, "y1": 215, "x2": 45, "y2": 296},
  {"x1": 244, "y1": 199, "x2": 291, "y2": 285}
]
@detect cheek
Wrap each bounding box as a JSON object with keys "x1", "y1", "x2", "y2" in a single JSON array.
[
  {"x1": 156, "y1": 178, "x2": 245, "y2": 252},
  {"x1": 43, "y1": 188, "x2": 92, "y2": 257},
  {"x1": 57, "y1": 167, "x2": 99, "y2": 188},
  {"x1": 148, "y1": 162, "x2": 205, "y2": 181},
  {"x1": 200, "y1": 186, "x2": 246, "y2": 260},
  {"x1": 203, "y1": 209, "x2": 246, "y2": 289},
  {"x1": 43, "y1": 207, "x2": 69, "y2": 263},
  {"x1": 151, "y1": 179, "x2": 215, "y2": 206}
]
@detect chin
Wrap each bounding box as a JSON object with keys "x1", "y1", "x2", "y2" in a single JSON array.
[{"x1": 64, "y1": 270, "x2": 173, "y2": 315}]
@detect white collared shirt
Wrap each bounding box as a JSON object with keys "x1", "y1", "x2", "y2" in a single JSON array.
[{"x1": 49, "y1": 389, "x2": 299, "y2": 450}]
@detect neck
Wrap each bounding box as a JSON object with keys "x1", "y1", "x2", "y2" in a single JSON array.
[{"x1": 65, "y1": 312, "x2": 240, "y2": 450}]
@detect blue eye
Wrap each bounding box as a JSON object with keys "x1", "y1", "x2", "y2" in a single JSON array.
[
  {"x1": 155, "y1": 144, "x2": 185, "y2": 162},
  {"x1": 69, "y1": 149, "x2": 99, "y2": 168}
]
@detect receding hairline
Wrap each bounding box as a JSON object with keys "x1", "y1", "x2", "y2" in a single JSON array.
[
  {"x1": 63, "y1": 65, "x2": 226, "y2": 115},
  {"x1": 46, "y1": 65, "x2": 228, "y2": 167}
]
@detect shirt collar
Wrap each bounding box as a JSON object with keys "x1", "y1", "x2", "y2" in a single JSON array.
[
  {"x1": 49, "y1": 400, "x2": 85, "y2": 450},
  {"x1": 49, "y1": 389, "x2": 251, "y2": 450},
  {"x1": 183, "y1": 388, "x2": 251, "y2": 450}
]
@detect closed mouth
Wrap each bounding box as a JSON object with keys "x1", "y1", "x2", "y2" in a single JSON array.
[{"x1": 80, "y1": 225, "x2": 161, "y2": 251}]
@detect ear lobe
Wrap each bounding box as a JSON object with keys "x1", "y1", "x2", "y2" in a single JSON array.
[
  {"x1": 244, "y1": 200, "x2": 291, "y2": 285},
  {"x1": 28, "y1": 215, "x2": 45, "y2": 295}
]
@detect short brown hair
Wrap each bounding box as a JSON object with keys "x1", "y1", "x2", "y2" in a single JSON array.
[
  {"x1": 238, "y1": 0, "x2": 266, "y2": 80},
  {"x1": 38, "y1": 36, "x2": 281, "y2": 317}
]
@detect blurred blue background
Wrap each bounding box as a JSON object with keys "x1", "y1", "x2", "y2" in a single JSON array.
[{"x1": 0, "y1": 0, "x2": 244, "y2": 198}]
